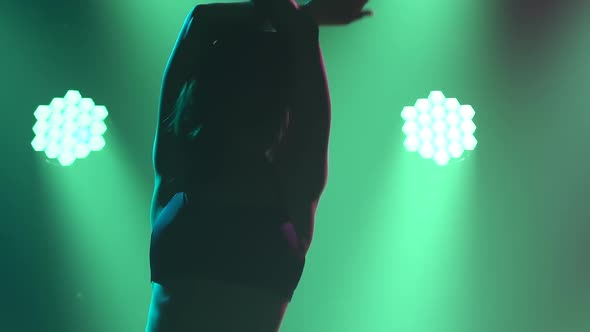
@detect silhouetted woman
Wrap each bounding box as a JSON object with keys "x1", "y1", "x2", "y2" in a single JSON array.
[{"x1": 145, "y1": 0, "x2": 372, "y2": 331}]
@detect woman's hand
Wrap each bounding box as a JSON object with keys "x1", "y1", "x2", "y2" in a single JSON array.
[
  {"x1": 302, "y1": 0, "x2": 373, "y2": 26},
  {"x1": 251, "y1": 0, "x2": 319, "y2": 37}
]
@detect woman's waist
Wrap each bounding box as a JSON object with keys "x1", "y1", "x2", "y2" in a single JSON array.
[
  {"x1": 182, "y1": 152, "x2": 278, "y2": 184},
  {"x1": 181, "y1": 172, "x2": 283, "y2": 208},
  {"x1": 182, "y1": 146, "x2": 274, "y2": 171},
  {"x1": 172, "y1": 196, "x2": 291, "y2": 233}
]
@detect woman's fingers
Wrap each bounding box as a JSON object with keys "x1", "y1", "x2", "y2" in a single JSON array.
[
  {"x1": 350, "y1": 0, "x2": 373, "y2": 22},
  {"x1": 360, "y1": 9, "x2": 373, "y2": 17},
  {"x1": 302, "y1": 0, "x2": 374, "y2": 26},
  {"x1": 349, "y1": 9, "x2": 373, "y2": 23}
]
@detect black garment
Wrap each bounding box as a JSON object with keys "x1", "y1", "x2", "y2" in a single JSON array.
[
  {"x1": 182, "y1": 26, "x2": 291, "y2": 148},
  {"x1": 150, "y1": 6, "x2": 310, "y2": 301},
  {"x1": 150, "y1": 192, "x2": 305, "y2": 301},
  {"x1": 179, "y1": 26, "x2": 291, "y2": 171}
]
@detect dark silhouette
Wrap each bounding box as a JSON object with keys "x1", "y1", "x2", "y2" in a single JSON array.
[{"x1": 145, "y1": 1, "x2": 372, "y2": 331}]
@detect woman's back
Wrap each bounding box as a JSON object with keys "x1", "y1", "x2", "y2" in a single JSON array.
[{"x1": 154, "y1": 3, "x2": 292, "y2": 216}]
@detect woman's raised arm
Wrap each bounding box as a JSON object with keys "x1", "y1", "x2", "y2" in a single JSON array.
[{"x1": 254, "y1": 0, "x2": 331, "y2": 203}]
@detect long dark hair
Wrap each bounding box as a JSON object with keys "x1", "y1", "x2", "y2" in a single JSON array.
[
  {"x1": 165, "y1": 79, "x2": 198, "y2": 138},
  {"x1": 166, "y1": 31, "x2": 291, "y2": 151}
]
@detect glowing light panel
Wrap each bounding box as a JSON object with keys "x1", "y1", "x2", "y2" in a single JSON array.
[
  {"x1": 402, "y1": 91, "x2": 477, "y2": 166},
  {"x1": 31, "y1": 90, "x2": 108, "y2": 166}
]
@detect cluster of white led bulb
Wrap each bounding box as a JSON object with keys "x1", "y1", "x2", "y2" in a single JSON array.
[
  {"x1": 402, "y1": 91, "x2": 477, "y2": 166},
  {"x1": 30, "y1": 90, "x2": 476, "y2": 167},
  {"x1": 31, "y1": 90, "x2": 108, "y2": 166}
]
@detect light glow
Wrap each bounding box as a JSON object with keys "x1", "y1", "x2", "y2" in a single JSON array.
[
  {"x1": 401, "y1": 91, "x2": 478, "y2": 166},
  {"x1": 31, "y1": 90, "x2": 109, "y2": 166}
]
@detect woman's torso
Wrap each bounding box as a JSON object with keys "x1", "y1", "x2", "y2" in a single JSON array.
[{"x1": 156, "y1": 13, "x2": 291, "y2": 215}]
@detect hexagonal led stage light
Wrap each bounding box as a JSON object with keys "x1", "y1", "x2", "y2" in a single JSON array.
[
  {"x1": 31, "y1": 90, "x2": 108, "y2": 166},
  {"x1": 402, "y1": 91, "x2": 477, "y2": 166}
]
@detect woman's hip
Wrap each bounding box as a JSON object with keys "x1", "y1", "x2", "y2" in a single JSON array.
[{"x1": 145, "y1": 279, "x2": 289, "y2": 332}]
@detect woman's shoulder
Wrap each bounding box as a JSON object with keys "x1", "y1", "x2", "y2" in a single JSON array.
[{"x1": 192, "y1": 1, "x2": 259, "y2": 26}]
